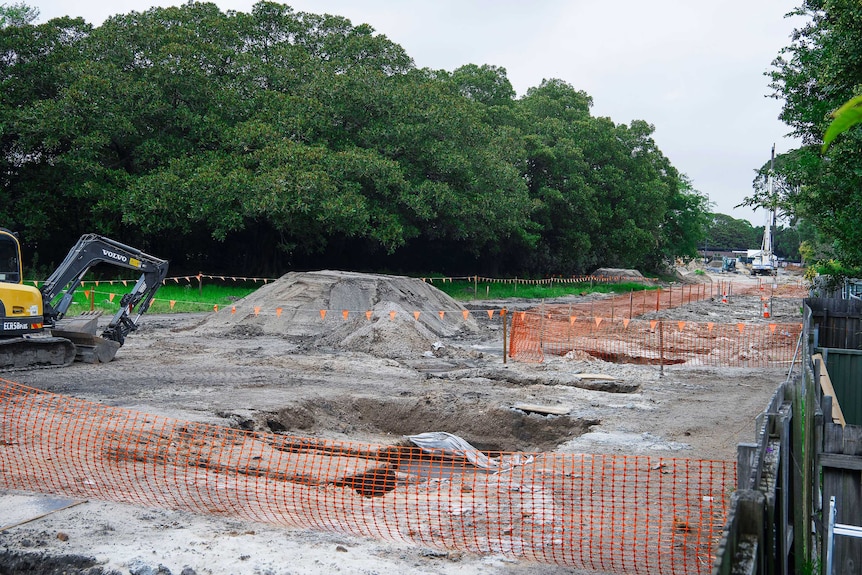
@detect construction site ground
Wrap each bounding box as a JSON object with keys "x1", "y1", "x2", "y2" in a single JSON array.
[{"x1": 0, "y1": 268, "x2": 806, "y2": 575}]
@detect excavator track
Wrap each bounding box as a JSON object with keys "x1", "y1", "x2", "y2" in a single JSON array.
[{"x1": 0, "y1": 336, "x2": 77, "y2": 372}]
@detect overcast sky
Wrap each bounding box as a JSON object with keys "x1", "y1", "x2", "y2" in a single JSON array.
[{"x1": 34, "y1": 0, "x2": 808, "y2": 226}]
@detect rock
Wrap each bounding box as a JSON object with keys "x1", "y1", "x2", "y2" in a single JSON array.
[{"x1": 128, "y1": 559, "x2": 156, "y2": 575}]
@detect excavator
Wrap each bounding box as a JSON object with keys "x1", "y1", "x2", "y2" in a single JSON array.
[{"x1": 0, "y1": 228, "x2": 169, "y2": 369}]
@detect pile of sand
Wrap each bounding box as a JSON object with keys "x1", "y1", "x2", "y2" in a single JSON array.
[
  {"x1": 194, "y1": 270, "x2": 479, "y2": 358},
  {"x1": 591, "y1": 268, "x2": 651, "y2": 282}
]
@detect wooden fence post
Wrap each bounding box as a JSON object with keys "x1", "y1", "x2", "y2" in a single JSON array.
[
  {"x1": 738, "y1": 443, "x2": 758, "y2": 491},
  {"x1": 501, "y1": 308, "x2": 508, "y2": 365},
  {"x1": 658, "y1": 320, "x2": 664, "y2": 377}
]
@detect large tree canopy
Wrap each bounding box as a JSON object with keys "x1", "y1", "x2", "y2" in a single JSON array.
[
  {"x1": 703, "y1": 213, "x2": 762, "y2": 253},
  {"x1": 1, "y1": 1, "x2": 708, "y2": 276},
  {"x1": 759, "y1": 0, "x2": 862, "y2": 270}
]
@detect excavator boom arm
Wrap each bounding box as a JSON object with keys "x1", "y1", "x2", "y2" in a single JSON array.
[{"x1": 40, "y1": 234, "x2": 169, "y2": 343}]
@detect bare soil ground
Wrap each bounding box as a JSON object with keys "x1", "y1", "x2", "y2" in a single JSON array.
[{"x1": 0, "y1": 269, "x2": 806, "y2": 575}]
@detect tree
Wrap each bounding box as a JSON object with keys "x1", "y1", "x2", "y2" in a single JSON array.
[
  {"x1": 764, "y1": 1, "x2": 862, "y2": 269},
  {"x1": 703, "y1": 213, "x2": 760, "y2": 252},
  {"x1": 656, "y1": 175, "x2": 711, "y2": 264},
  {"x1": 0, "y1": 14, "x2": 93, "y2": 250},
  {"x1": 774, "y1": 224, "x2": 802, "y2": 262},
  {"x1": 0, "y1": 2, "x2": 38, "y2": 28},
  {"x1": 448, "y1": 64, "x2": 515, "y2": 107},
  {"x1": 508, "y1": 79, "x2": 704, "y2": 274},
  {"x1": 0, "y1": 1, "x2": 701, "y2": 276}
]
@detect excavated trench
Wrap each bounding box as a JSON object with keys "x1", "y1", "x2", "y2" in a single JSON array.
[
  {"x1": 229, "y1": 395, "x2": 598, "y2": 454},
  {"x1": 218, "y1": 396, "x2": 599, "y2": 498}
]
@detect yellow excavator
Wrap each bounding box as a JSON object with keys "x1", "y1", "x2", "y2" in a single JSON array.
[{"x1": 0, "y1": 228, "x2": 168, "y2": 369}]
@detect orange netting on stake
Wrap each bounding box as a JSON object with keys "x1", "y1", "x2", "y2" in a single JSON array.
[
  {"x1": 509, "y1": 312, "x2": 803, "y2": 365},
  {"x1": 1, "y1": 378, "x2": 732, "y2": 574}
]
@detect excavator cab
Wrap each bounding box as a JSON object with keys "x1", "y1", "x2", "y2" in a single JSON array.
[
  {"x1": 0, "y1": 229, "x2": 22, "y2": 283},
  {"x1": 0, "y1": 229, "x2": 44, "y2": 338}
]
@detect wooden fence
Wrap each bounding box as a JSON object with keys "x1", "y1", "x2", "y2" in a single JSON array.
[
  {"x1": 713, "y1": 301, "x2": 862, "y2": 574},
  {"x1": 807, "y1": 297, "x2": 862, "y2": 350}
]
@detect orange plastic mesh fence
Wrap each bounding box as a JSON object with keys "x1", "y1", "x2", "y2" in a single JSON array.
[
  {"x1": 1, "y1": 378, "x2": 733, "y2": 574},
  {"x1": 509, "y1": 311, "x2": 803, "y2": 365}
]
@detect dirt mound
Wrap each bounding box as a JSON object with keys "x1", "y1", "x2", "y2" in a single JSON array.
[
  {"x1": 194, "y1": 270, "x2": 479, "y2": 358},
  {"x1": 591, "y1": 268, "x2": 650, "y2": 282},
  {"x1": 674, "y1": 267, "x2": 713, "y2": 284}
]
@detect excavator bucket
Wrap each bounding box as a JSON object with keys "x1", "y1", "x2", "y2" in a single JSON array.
[{"x1": 51, "y1": 311, "x2": 121, "y2": 364}]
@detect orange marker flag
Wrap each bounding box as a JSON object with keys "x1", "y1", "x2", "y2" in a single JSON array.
[
  {"x1": 389, "y1": 311, "x2": 396, "y2": 321},
  {"x1": 365, "y1": 311, "x2": 372, "y2": 320},
  {"x1": 486, "y1": 310, "x2": 494, "y2": 319},
  {"x1": 232, "y1": 306, "x2": 237, "y2": 314},
  {"x1": 769, "y1": 324, "x2": 777, "y2": 333},
  {"x1": 343, "y1": 310, "x2": 349, "y2": 320},
  {"x1": 254, "y1": 307, "x2": 260, "y2": 317},
  {"x1": 519, "y1": 311, "x2": 526, "y2": 321},
  {"x1": 438, "y1": 311, "x2": 445, "y2": 320},
  {"x1": 623, "y1": 318, "x2": 630, "y2": 329},
  {"x1": 462, "y1": 310, "x2": 469, "y2": 320},
  {"x1": 95, "y1": 281, "x2": 99, "y2": 287},
  {"x1": 213, "y1": 304, "x2": 218, "y2": 312},
  {"x1": 319, "y1": 310, "x2": 327, "y2": 320},
  {"x1": 707, "y1": 322, "x2": 714, "y2": 331},
  {"x1": 737, "y1": 323, "x2": 745, "y2": 333},
  {"x1": 413, "y1": 311, "x2": 421, "y2": 321},
  {"x1": 109, "y1": 293, "x2": 115, "y2": 302},
  {"x1": 169, "y1": 300, "x2": 176, "y2": 310},
  {"x1": 650, "y1": 320, "x2": 658, "y2": 331},
  {"x1": 276, "y1": 307, "x2": 282, "y2": 318},
  {"x1": 83, "y1": 290, "x2": 90, "y2": 299},
  {"x1": 569, "y1": 316, "x2": 577, "y2": 325},
  {"x1": 677, "y1": 321, "x2": 685, "y2": 332},
  {"x1": 594, "y1": 317, "x2": 603, "y2": 327}
]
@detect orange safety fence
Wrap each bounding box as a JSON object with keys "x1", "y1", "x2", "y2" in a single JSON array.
[
  {"x1": 479, "y1": 283, "x2": 806, "y2": 325},
  {"x1": 63, "y1": 282, "x2": 809, "y2": 319},
  {"x1": 1, "y1": 378, "x2": 734, "y2": 575},
  {"x1": 573, "y1": 284, "x2": 714, "y2": 319},
  {"x1": 23, "y1": 272, "x2": 656, "y2": 289},
  {"x1": 22, "y1": 271, "x2": 811, "y2": 293},
  {"x1": 509, "y1": 312, "x2": 803, "y2": 366},
  {"x1": 732, "y1": 280, "x2": 809, "y2": 299}
]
